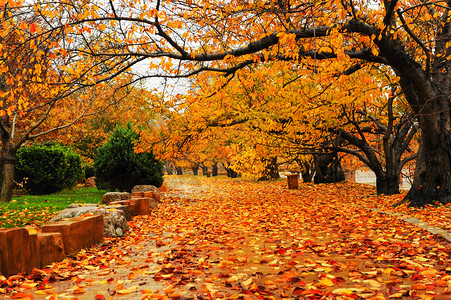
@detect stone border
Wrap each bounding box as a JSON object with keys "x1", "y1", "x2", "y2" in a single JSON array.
[
  {"x1": 0, "y1": 215, "x2": 103, "y2": 276},
  {"x1": 0, "y1": 183, "x2": 167, "y2": 276}
]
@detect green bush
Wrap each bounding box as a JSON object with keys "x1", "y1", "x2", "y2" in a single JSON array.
[
  {"x1": 83, "y1": 164, "x2": 95, "y2": 178},
  {"x1": 15, "y1": 144, "x2": 83, "y2": 195},
  {"x1": 94, "y1": 123, "x2": 163, "y2": 192}
]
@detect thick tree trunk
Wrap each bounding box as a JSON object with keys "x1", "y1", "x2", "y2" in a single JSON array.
[
  {"x1": 212, "y1": 163, "x2": 218, "y2": 176},
  {"x1": 376, "y1": 173, "x2": 400, "y2": 195},
  {"x1": 313, "y1": 153, "x2": 345, "y2": 184},
  {"x1": 406, "y1": 132, "x2": 451, "y2": 206},
  {"x1": 0, "y1": 144, "x2": 16, "y2": 203},
  {"x1": 296, "y1": 156, "x2": 315, "y2": 183},
  {"x1": 225, "y1": 167, "x2": 238, "y2": 178}
]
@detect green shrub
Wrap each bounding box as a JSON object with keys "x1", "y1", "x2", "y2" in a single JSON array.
[
  {"x1": 15, "y1": 144, "x2": 83, "y2": 195},
  {"x1": 83, "y1": 164, "x2": 95, "y2": 178},
  {"x1": 94, "y1": 123, "x2": 163, "y2": 192}
]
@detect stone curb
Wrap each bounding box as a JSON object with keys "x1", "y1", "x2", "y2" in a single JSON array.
[
  {"x1": 373, "y1": 209, "x2": 451, "y2": 242},
  {"x1": 277, "y1": 182, "x2": 451, "y2": 243}
]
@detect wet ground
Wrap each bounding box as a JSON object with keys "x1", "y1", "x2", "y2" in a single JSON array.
[{"x1": 1, "y1": 175, "x2": 450, "y2": 299}]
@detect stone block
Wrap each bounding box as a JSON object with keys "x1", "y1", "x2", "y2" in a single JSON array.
[
  {"x1": 0, "y1": 227, "x2": 37, "y2": 276},
  {"x1": 36, "y1": 233, "x2": 65, "y2": 268},
  {"x1": 42, "y1": 215, "x2": 103, "y2": 255},
  {"x1": 131, "y1": 198, "x2": 151, "y2": 215},
  {"x1": 102, "y1": 192, "x2": 130, "y2": 204},
  {"x1": 131, "y1": 191, "x2": 144, "y2": 198},
  {"x1": 129, "y1": 201, "x2": 138, "y2": 217},
  {"x1": 106, "y1": 204, "x2": 132, "y2": 221},
  {"x1": 109, "y1": 200, "x2": 130, "y2": 206},
  {"x1": 143, "y1": 191, "x2": 154, "y2": 198}
]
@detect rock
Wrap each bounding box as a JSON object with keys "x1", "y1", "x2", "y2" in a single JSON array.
[
  {"x1": 35, "y1": 232, "x2": 66, "y2": 267},
  {"x1": 130, "y1": 197, "x2": 151, "y2": 215},
  {"x1": 101, "y1": 192, "x2": 131, "y2": 204},
  {"x1": 42, "y1": 215, "x2": 104, "y2": 255},
  {"x1": 115, "y1": 227, "x2": 123, "y2": 237},
  {"x1": 106, "y1": 203, "x2": 132, "y2": 221},
  {"x1": 131, "y1": 185, "x2": 161, "y2": 202},
  {"x1": 50, "y1": 204, "x2": 129, "y2": 237},
  {"x1": 85, "y1": 177, "x2": 96, "y2": 187},
  {"x1": 0, "y1": 228, "x2": 37, "y2": 276}
]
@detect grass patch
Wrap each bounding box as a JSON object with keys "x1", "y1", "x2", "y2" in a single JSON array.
[{"x1": 0, "y1": 187, "x2": 106, "y2": 228}]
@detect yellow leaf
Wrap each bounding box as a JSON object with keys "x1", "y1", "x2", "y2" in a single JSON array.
[
  {"x1": 320, "y1": 278, "x2": 334, "y2": 287},
  {"x1": 117, "y1": 289, "x2": 133, "y2": 295},
  {"x1": 383, "y1": 268, "x2": 396, "y2": 274},
  {"x1": 332, "y1": 288, "x2": 353, "y2": 295}
]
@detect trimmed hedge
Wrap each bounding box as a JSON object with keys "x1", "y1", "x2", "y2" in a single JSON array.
[
  {"x1": 94, "y1": 123, "x2": 163, "y2": 192},
  {"x1": 15, "y1": 145, "x2": 83, "y2": 195}
]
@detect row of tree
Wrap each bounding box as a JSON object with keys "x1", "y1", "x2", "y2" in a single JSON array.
[{"x1": 154, "y1": 61, "x2": 419, "y2": 198}]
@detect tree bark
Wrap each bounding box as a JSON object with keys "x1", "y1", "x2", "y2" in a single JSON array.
[
  {"x1": 176, "y1": 166, "x2": 183, "y2": 175},
  {"x1": 296, "y1": 156, "x2": 315, "y2": 183},
  {"x1": 202, "y1": 166, "x2": 208, "y2": 175},
  {"x1": 191, "y1": 164, "x2": 199, "y2": 175},
  {"x1": 406, "y1": 124, "x2": 451, "y2": 206},
  {"x1": 313, "y1": 153, "x2": 345, "y2": 184},
  {"x1": 0, "y1": 141, "x2": 16, "y2": 203},
  {"x1": 376, "y1": 173, "x2": 400, "y2": 195},
  {"x1": 164, "y1": 161, "x2": 174, "y2": 175},
  {"x1": 212, "y1": 162, "x2": 218, "y2": 176}
]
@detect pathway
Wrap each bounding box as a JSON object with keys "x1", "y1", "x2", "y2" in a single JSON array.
[{"x1": 1, "y1": 175, "x2": 450, "y2": 299}]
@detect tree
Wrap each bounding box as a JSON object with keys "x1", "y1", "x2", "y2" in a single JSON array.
[
  {"x1": 94, "y1": 123, "x2": 163, "y2": 192},
  {"x1": 0, "y1": 3, "x2": 142, "y2": 202},
  {"x1": 22, "y1": 0, "x2": 450, "y2": 205},
  {"x1": 65, "y1": 83, "x2": 160, "y2": 161}
]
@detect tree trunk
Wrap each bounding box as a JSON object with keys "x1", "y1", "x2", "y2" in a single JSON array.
[
  {"x1": 406, "y1": 132, "x2": 451, "y2": 206},
  {"x1": 165, "y1": 161, "x2": 174, "y2": 175},
  {"x1": 225, "y1": 168, "x2": 238, "y2": 178},
  {"x1": 301, "y1": 169, "x2": 314, "y2": 183},
  {"x1": 0, "y1": 144, "x2": 16, "y2": 203},
  {"x1": 202, "y1": 166, "x2": 208, "y2": 175},
  {"x1": 212, "y1": 163, "x2": 218, "y2": 176},
  {"x1": 296, "y1": 156, "x2": 315, "y2": 183},
  {"x1": 258, "y1": 156, "x2": 280, "y2": 180},
  {"x1": 191, "y1": 164, "x2": 199, "y2": 175},
  {"x1": 176, "y1": 167, "x2": 183, "y2": 175},
  {"x1": 376, "y1": 173, "x2": 400, "y2": 195},
  {"x1": 313, "y1": 153, "x2": 345, "y2": 184}
]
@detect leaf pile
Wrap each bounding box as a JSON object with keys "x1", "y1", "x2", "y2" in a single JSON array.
[{"x1": 1, "y1": 176, "x2": 450, "y2": 299}]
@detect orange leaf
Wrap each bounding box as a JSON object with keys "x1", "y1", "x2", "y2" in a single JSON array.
[
  {"x1": 411, "y1": 283, "x2": 427, "y2": 290},
  {"x1": 29, "y1": 23, "x2": 37, "y2": 33},
  {"x1": 73, "y1": 287, "x2": 86, "y2": 294}
]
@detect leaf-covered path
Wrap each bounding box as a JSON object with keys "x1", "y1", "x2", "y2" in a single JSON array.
[{"x1": 1, "y1": 175, "x2": 450, "y2": 299}]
